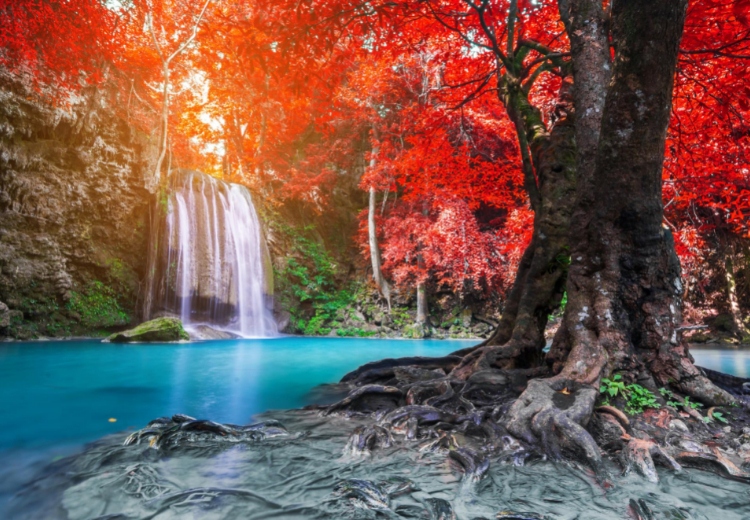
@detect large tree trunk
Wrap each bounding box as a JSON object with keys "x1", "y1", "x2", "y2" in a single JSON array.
[
  {"x1": 506, "y1": 0, "x2": 733, "y2": 470},
  {"x1": 452, "y1": 80, "x2": 577, "y2": 377}
]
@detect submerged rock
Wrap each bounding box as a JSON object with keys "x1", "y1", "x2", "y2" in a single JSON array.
[{"x1": 104, "y1": 317, "x2": 189, "y2": 343}]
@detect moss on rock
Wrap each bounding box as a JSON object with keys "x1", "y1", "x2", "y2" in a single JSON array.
[{"x1": 104, "y1": 317, "x2": 189, "y2": 343}]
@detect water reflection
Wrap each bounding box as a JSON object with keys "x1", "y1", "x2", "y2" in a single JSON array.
[{"x1": 692, "y1": 348, "x2": 750, "y2": 378}]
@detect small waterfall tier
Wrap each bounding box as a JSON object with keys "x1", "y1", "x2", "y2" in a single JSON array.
[{"x1": 148, "y1": 170, "x2": 277, "y2": 337}]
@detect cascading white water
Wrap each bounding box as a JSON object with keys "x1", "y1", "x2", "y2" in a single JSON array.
[{"x1": 148, "y1": 170, "x2": 277, "y2": 337}]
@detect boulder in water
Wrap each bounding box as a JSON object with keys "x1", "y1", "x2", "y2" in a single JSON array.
[
  {"x1": 189, "y1": 325, "x2": 241, "y2": 340},
  {"x1": 104, "y1": 317, "x2": 189, "y2": 343}
]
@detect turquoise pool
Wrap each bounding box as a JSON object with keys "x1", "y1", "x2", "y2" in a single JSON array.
[
  {"x1": 1, "y1": 338, "x2": 748, "y2": 519},
  {"x1": 0, "y1": 337, "x2": 473, "y2": 452}
]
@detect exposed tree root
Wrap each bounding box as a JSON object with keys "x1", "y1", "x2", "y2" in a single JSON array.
[
  {"x1": 321, "y1": 344, "x2": 750, "y2": 487},
  {"x1": 620, "y1": 437, "x2": 681, "y2": 483},
  {"x1": 676, "y1": 449, "x2": 750, "y2": 483},
  {"x1": 503, "y1": 378, "x2": 603, "y2": 473}
]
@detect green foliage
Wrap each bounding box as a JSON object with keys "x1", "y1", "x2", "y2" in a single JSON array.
[
  {"x1": 600, "y1": 374, "x2": 626, "y2": 398},
  {"x1": 336, "y1": 327, "x2": 377, "y2": 338},
  {"x1": 600, "y1": 375, "x2": 660, "y2": 415},
  {"x1": 158, "y1": 186, "x2": 169, "y2": 214},
  {"x1": 66, "y1": 281, "x2": 130, "y2": 329},
  {"x1": 625, "y1": 383, "x2": 660, "y2": 414},
  {"x1": 659, "y1": 388, "x2": 703, "y2": 411},
  {"x1": 275, "y1": 224, "x2": 356, "y2": 335},
  {"x1": 299, "y1": 313, "x2": 332, "y2": 336},
  {"x1": 390, "y1": 307, "x2": 411, "y2": 328}
]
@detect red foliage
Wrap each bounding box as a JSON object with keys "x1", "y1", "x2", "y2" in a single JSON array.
[
  {"x1": 0, "y1": 0, "x2": 747, "y2": 303},
  {"x1": 0, "y1": 0, "x2": 117, "y2": 92}
]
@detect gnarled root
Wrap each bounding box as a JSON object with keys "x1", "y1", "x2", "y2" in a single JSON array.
[
  {"x1": 676, "y1": 449, "x2": 750, "y2": 483},
  {"x1": 503, "y1": 378, "x2": 604, "y2": 474},
  {"x1": 620, "y1": 437, "x2": 681, "y2": 483},
  {"x1": 448, "y1": 446, "x2": 490, "y2": 482},
  {"x1": 678, "y1": 374, "x2": 737, "y2": 408},
  {"x1": 344, "y1": 424, "x2": 394, "y2": 456},
  {"x1": 323, "y1": 385, "x2": 403, "y2": 417},
  {"x1": 450, "y1": 343, "x2": 547, "y2": 381}
]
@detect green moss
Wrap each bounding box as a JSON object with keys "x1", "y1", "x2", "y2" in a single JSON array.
[
  {"x1": 403, "y1": 322, "x2": 428, "y2": 339},
  {"x1": 105, "y1": 317, "x2": 189, "y2": 343},
  {"x1": 66, "y1": 281, "x2": 131, "y2": 329}
]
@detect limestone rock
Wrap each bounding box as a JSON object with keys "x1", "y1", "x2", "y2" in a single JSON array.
[
  {"x1": 104, "y1": 318, "x2": 189, "y2": 343},
  {"x1": 403, "y1": 322, "x2": 430, "y2": 339},
  {"x1": 461, "y1": 308, "x2": 472, "y2": 327},
  {"x1": 188, "y1": 325, "x2": 241, "y2": 340},
  {"x1": 0, "y1": 73, "x2": 156, "y2": 339},
  {"x1": 0, "y1": 301, "x2": 9, "y2": 328}
]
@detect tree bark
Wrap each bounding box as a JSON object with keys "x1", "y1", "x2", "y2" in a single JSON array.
[
  {"x1": 724, "y1": 252, "x2": 749, "y2": 340},
  {"x1": 452, "y1": 79, "x2": 577, "y2": 377},
  {"x1": 367, "y1": 140, "x2": 392, "y2": 311},
  {"x1": 503, "y1": 0, "x2": 733, "y2": 472},
  {"x1": 416, "y1": 281, "x2": 427, "y2": 324}
]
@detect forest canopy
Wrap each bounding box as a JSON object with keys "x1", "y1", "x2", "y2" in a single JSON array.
[{"x1": 0, "y1": 0, "x2": 748, "y2": 319}]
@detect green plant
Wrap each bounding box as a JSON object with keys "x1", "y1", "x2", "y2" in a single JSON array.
[
  {"x1": 600, "y1": 374, "x2": 627, "y2": 399},
  {"x1": 660, "y1": 388, "x2": 704, "y2": 411},
  {"x1": 336, "y1": 327, "x2": 376, "y2": 338},
  {"x1": 274, "y1": 224, "x2": 359, "y2": 336},
  {"x1": 66, "y1": 281, "x2": 130, "y2": 329},
  {"x1": 300, "y1": 313, "x2": 331, "y2": 336},
  {"x1": 626, "y1": 383, "x2": 660, "y2": 414},
  {"x1": 600, "y1": 375, "x2": 660, "y2": 415},
  {"x1": 390, "y1": 307, "x2": 411, "y2": 328}
]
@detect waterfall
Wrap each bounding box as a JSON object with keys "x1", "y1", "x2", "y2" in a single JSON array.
[{"x1": 146, "y1": 170, "x2": 277, "y2": 337}]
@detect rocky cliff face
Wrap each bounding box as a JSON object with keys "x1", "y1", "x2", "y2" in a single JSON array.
[{"x1": 0, "y1": 76, "x2": 157, "y2": 339}]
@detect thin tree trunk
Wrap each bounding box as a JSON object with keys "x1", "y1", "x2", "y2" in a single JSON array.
[
  {"x1": 724, "y1": 252, "x2": 748, "y2": 340},
  {"x1": 416, "y1": 282, "x2": 427, "y2": 324},
  {"x1": 146, "y1": 0, "x2": 211, "y2": 187},
  {"x1": 367, "y1": 138, "x2": 392, "y2": 311}
]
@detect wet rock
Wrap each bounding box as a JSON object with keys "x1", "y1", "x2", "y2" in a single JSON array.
[
  {"x1": 0, "y1": 301, "x2": 19, "y2": 328},
  {"x1": 341, "y1": 356, "x2": 462, "y2": 385},
  {"x1": 448, "y1": 447, "x2": 490, "y2": 482},
  {"x1": 124, "y1": 414, "x2": 289, "y2": 450},
  {"x1": 324, "y1": 384, "x2": 403, "y2": 416},
  {"x1": 404, "y1": 322, "x2": 430, "y2": 339},
  {"x1": 379, "y1": 476, "x2": 418, "y2": 497},
  {"x1": 496, "y1": 513, "x2": 548, "y2": 520},
  {"x1": 188, "y1": 325, "x2": 241, "y2": 340},
  {"x1": 394, "y1": 366, "x2": 445, "y2": 384},
  {"x1": 104, "y1": 317, "x2": 189, "y2": 343},
  {"x1": 274, "y1": 310, "x2": 291, "y2": 332}
]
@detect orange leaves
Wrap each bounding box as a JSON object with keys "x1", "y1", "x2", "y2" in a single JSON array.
[{"x1": 0, "y1": 0, "x2": 117, "y2": 93}]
